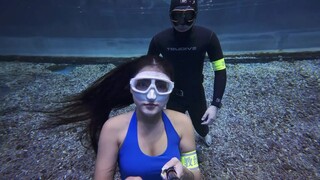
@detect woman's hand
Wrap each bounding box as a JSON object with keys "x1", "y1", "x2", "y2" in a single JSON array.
[
  {"x1": 161, "y1": 157, "x2": 182, "y2": 179},
  {"x1": 161, "y1": 157, "x2": 195, "y2": 179}
]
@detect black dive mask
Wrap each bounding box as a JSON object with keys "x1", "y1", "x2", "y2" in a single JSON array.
[{"x1": 170, "y1": 9, "x2": 196, "y2": 26}]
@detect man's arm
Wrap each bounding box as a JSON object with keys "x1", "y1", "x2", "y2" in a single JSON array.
[
  {"x1": 207, "y1": 32, "x2": 227, "y2": 108},
  {"x1": 211, "y1": 68, "x2": 226, "y2": 108},
  {"x1": 201, "y1": 65, "x2": 226, "y2": 125},
  {"x1": 202, "y1": 31, "x2": 227, "y2": 125}
]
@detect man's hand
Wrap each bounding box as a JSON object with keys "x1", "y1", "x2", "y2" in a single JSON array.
[{"x1": 201, "y1": 105, "x2": 218, "y2": 125}]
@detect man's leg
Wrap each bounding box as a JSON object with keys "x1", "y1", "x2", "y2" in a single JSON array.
[
  {"x1": 187, "y1": 86, "x2": 212, "y2": 147},
  {"x1": 187, "y1": 93, "x2": 209, "y2": 138}
]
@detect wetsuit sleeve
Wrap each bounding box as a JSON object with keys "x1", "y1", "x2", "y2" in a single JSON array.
[
  {"x1": 147, "y1": 37, "x2": 160, "y2": 56},
  {"x1": 212, "y1": 69, "x2": 226, "y2": 108},
  {"x1": 207, "y1": 32, "x2": 227, "y2": 108}
]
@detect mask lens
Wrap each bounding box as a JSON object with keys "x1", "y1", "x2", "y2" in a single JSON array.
[
  {"x1": 184, "y1": 10, "x2": 195, "y2": 22},
  {"x1": 155, "y1": 80, "x2": 170, "y2": 93},
  {"x1": 134, "y1": 79, "x2": 151, "y2": 91},
  {"x1": 171, "y1": 11, "x2": 184, "y2": 22}
]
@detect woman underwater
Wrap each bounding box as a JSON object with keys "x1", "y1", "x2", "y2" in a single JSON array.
[{"x1": 49, "y1": 55, "x2": 200, "y2": 179}]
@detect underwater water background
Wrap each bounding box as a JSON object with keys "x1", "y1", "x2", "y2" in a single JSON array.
[
  {"x1": 0, "y1": 0, "x2": 320, "y2": 57},
  {"x1": 0, "y1": 0, "x2": 320, "y2": 179}
]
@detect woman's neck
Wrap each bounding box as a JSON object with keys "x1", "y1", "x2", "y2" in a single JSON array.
[{"x1": 135, "y1": 110, "x2": 163, "y2": 127}]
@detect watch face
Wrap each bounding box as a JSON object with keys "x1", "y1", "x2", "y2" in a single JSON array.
[{"x1": 212, "y1": 99, "x2": 222, "y2": 108}]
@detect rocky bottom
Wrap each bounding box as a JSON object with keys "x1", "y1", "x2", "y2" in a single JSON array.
[{"x1": 0, "y1": 57, "x2": 319, "y2": 179}]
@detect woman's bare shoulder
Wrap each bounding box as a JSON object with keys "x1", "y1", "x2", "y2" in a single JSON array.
[
  {"x1": 164, "y1": 109, "x2": 190, "y2": 121},
  {"x1": 103, "y1": 111, "x2": 134, "y2": 131},
  {"x1": 164, "y1": 109, "x2": 192, "y2": 127},
  {"x1": 98, "y1": 111, "x2": 134, "y2": 147},
  {"x1": 164, "y1": 109, "x2": 194, "y2": 141}
]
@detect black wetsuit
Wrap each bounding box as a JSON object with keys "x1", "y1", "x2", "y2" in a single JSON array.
[{"x1": 148, "y1": 25, "x2": 227, "y2": 137}]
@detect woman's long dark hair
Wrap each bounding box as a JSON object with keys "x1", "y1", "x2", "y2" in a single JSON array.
[{"x1": 47, "y1": 55, "x2": 174, "y2": 153}]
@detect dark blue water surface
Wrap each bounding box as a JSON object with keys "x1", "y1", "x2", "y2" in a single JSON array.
[{"x1": 0, "y1": 0, "x2": 319, "y2": 57}]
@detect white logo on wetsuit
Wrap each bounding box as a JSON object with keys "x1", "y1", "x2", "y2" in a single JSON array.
[{"x1": 167, "y1": 47, "x2": 197, "y2": 51}]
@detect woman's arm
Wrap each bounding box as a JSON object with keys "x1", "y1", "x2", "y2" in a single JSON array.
[
  {"x1": 165, "y1": 110, "x2": 201, "y2": 179},
  {"x1": 179, "y1": 114, "x2": 201, "y2": 179},
  {"x1": 94, "y1": 118, "x2": 121, "y2": 180}
]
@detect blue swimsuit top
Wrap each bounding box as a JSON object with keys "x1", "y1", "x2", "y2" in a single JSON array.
[{"x1": 118, "y1": 111, "x2": 181, "y2": 180}]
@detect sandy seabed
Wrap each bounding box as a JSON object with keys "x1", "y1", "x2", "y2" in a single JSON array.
[{"x1": 0, "y1": 57, "x2": 319, "y2": 179}]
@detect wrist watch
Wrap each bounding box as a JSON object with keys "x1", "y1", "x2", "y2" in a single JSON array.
[{"x1": 211, "y1": 98, "x2": 222, "y2": 108}]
